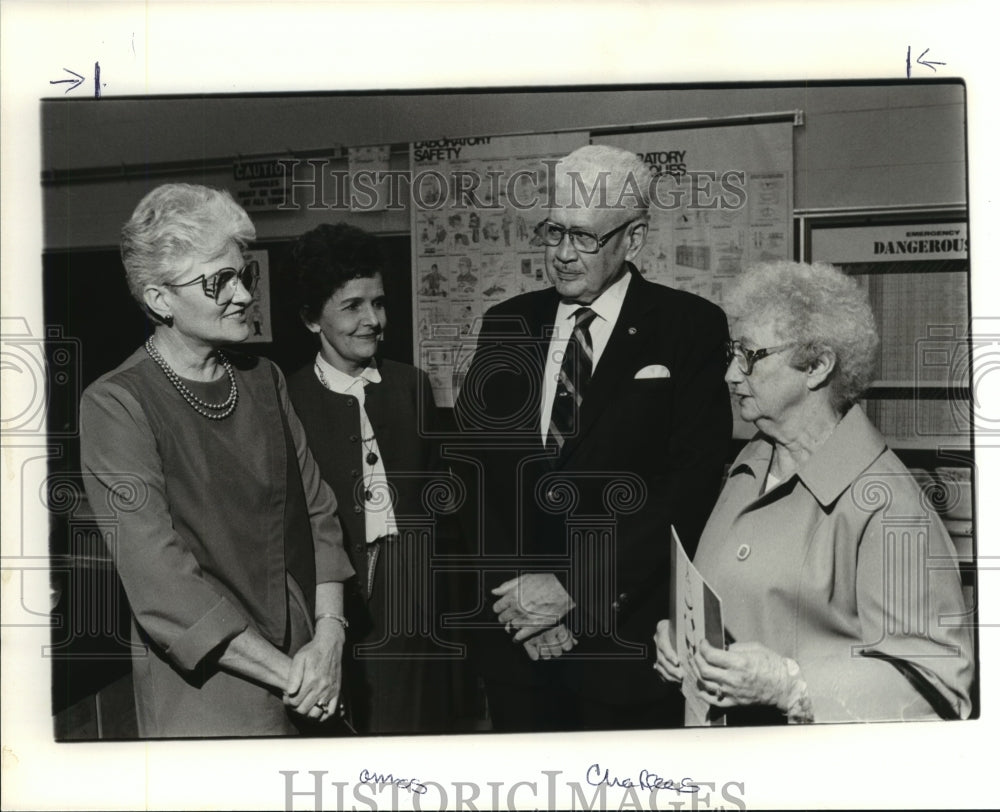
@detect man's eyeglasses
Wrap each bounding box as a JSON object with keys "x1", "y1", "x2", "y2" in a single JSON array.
[
  {"x1": 533, "y1": 218, "x2": 639, "y2": 254},
  {"x1": 164, "y1": 260, "x2": 260, "y2": 304},
  {"x1": 725, "y1": 339, "x2": 796, "y2": 375}
]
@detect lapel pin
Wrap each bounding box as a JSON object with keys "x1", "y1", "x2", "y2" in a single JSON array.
[{"x1": 627, "y1": 327, "x2": 638, "y2": 335}]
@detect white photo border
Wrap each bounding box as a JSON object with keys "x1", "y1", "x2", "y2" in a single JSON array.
[{"x1": 2, "y1": 2, "x2": 996, "y2": 810}]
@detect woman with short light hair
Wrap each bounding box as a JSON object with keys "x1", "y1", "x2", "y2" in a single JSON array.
[
  {"x1": 81, "y1": 183, "x2": 354, "y2": 737},
  {"x1": 654, "y1": 260, "x2": 973, "y2": 725}
]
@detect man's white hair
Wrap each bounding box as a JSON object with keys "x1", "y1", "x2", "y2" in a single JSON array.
[{"x1": 553, "y1": 144, "x2": 653, "y2": 215}]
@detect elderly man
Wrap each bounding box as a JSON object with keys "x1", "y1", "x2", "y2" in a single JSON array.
[{"x1": 454, "y1": 144, "x2": 733, "y2": 731}]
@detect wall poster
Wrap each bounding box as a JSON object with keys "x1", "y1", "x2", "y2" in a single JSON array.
[
  {"x1": 243, "y1": 248, "x2": 272, "y2": 344},
  {"x1": 410, "y1": 132, "x2": 587, "y2": 406},
  {"x1": 410, "y1": 122, "x2": 793, "y2": 406},
  {"x1": 594, "y1": 121, "x2": 794, "y2": 307}
]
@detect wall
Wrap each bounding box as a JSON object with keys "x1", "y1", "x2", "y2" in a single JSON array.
[{"x1": 42, "y1": 82, "x2": 967, "y2": 249}]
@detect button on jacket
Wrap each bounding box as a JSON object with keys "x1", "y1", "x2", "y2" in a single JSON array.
[{"x1": 694, "y1": 405, "x2": 973, "y2": 722}]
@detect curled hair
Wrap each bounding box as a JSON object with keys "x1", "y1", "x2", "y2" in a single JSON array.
[
  {"x1": 724, "y1": 261, "x2": 880, "y2": 411},
  {"x1": 290, "y1": 223, "x2": 384, "y2": 322},
  {"x1": 120, "y1": 184, "x2": 255, "y2": 316},
  {"x1": 551, "y1": 144, "x2": 654, "y2": 217}
]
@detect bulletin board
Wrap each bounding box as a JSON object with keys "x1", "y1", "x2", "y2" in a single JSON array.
[
  {"x1": 410, "y1": 132, "x2": 588, "y2": 406},
  {"x1": 594, "y1": 121, "x2": 794, "y2": 302},
  {"x1": 410, "y1": 118, "x2": 795, "y2": 406}
]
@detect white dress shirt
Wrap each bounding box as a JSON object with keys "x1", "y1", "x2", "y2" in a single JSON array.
[
  {"x1": 540, "y1": 271, "x2": 632, "y2": 443},
  {"x1": 314, "y1": 354, "x2": 397, "y2": 542}
]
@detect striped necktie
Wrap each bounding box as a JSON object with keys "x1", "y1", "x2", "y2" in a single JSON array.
[{"x1": 549, "y1": 306, "x2": 597, "y2": 451}]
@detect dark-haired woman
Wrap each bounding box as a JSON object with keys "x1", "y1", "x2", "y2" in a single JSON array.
[{"x1": 286, "y1": 223, "x2": 458, "y2": 734}]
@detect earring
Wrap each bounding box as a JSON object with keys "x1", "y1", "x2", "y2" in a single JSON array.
[{"x1": 162, "y1": 314, "x2": 174, "y2": 327}]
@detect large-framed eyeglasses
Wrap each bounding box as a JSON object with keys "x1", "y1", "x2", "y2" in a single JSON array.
[
  {"x1": 163, "y1": 260, "x2": 260, "y2": 304},
  {"x1": 532, "y1": 218, "x2": 639, "y2": 254},
  {"x1": 725, "y1": 339, "x2": 796, "y2": 375}
]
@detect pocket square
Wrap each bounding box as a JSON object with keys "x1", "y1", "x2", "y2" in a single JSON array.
[{"x1": 634, "y1": 364, "x2": 671, "y2": 379}]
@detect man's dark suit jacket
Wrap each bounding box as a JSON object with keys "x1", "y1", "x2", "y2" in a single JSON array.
[{"x1": 453, "y1": 267, "x2": 733, "y2": 707}]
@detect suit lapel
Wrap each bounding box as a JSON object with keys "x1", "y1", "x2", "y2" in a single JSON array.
[
  {"x1": 526, "y1": 290, "x2": 561, "y2": 443},
  {"x1": 556, "y1": 270, "x2": 657, "y2": 466}
]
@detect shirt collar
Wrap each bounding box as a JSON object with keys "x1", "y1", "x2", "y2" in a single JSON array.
[
  {"x1": 554, "y1": 268, "x2": 632, "y2": 326},
  {"x1": 314, "y1": 353, "x2": 381, "y2": 394},
  {"x1": 727, "y1": 404, "x2": 888, "y2": 508}
]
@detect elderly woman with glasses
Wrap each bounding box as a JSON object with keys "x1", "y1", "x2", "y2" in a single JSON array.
[
  {"x1": 653, "y1": 260, "x2": 973, "y2": 725},
  {"x1": 79, "y1": 184, "x2": 354, "y2": 737}
]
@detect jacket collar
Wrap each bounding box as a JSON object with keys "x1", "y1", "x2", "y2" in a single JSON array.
[
  {"x1": 314, "y1": 353, "x2": 381, "y2": 394},
  {"x1": 728, "y1": 404, "x2": 887, "y2": 508}
]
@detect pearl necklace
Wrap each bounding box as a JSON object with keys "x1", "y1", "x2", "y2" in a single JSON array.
[{"x1": 144, "y1": 338, "x2": 238, "y2": 420}]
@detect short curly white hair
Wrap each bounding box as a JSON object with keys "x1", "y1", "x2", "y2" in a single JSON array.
[
  {"x1": 723, "y1": 260, "x2": 880, "y2": 411},
  {"x1": 120, "y1": 183, "x2": 255, "y2": 314}
]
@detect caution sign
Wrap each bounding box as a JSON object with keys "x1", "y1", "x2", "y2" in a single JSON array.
[{"x1": 232, "y1": 156, "x2": 293, "y2": 211}]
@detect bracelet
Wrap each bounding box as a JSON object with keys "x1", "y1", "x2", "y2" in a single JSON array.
[
  {"x1": 781, "y1": 658, "x2": 815, "y2": 725},
  {"x1": 315, "y1": 613, "x2": 349, "y2": 631}
]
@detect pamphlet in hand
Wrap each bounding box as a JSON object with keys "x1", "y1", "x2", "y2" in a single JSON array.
[{"x1": 669, "y1": 526, "x2": 727, "y2": 726}]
